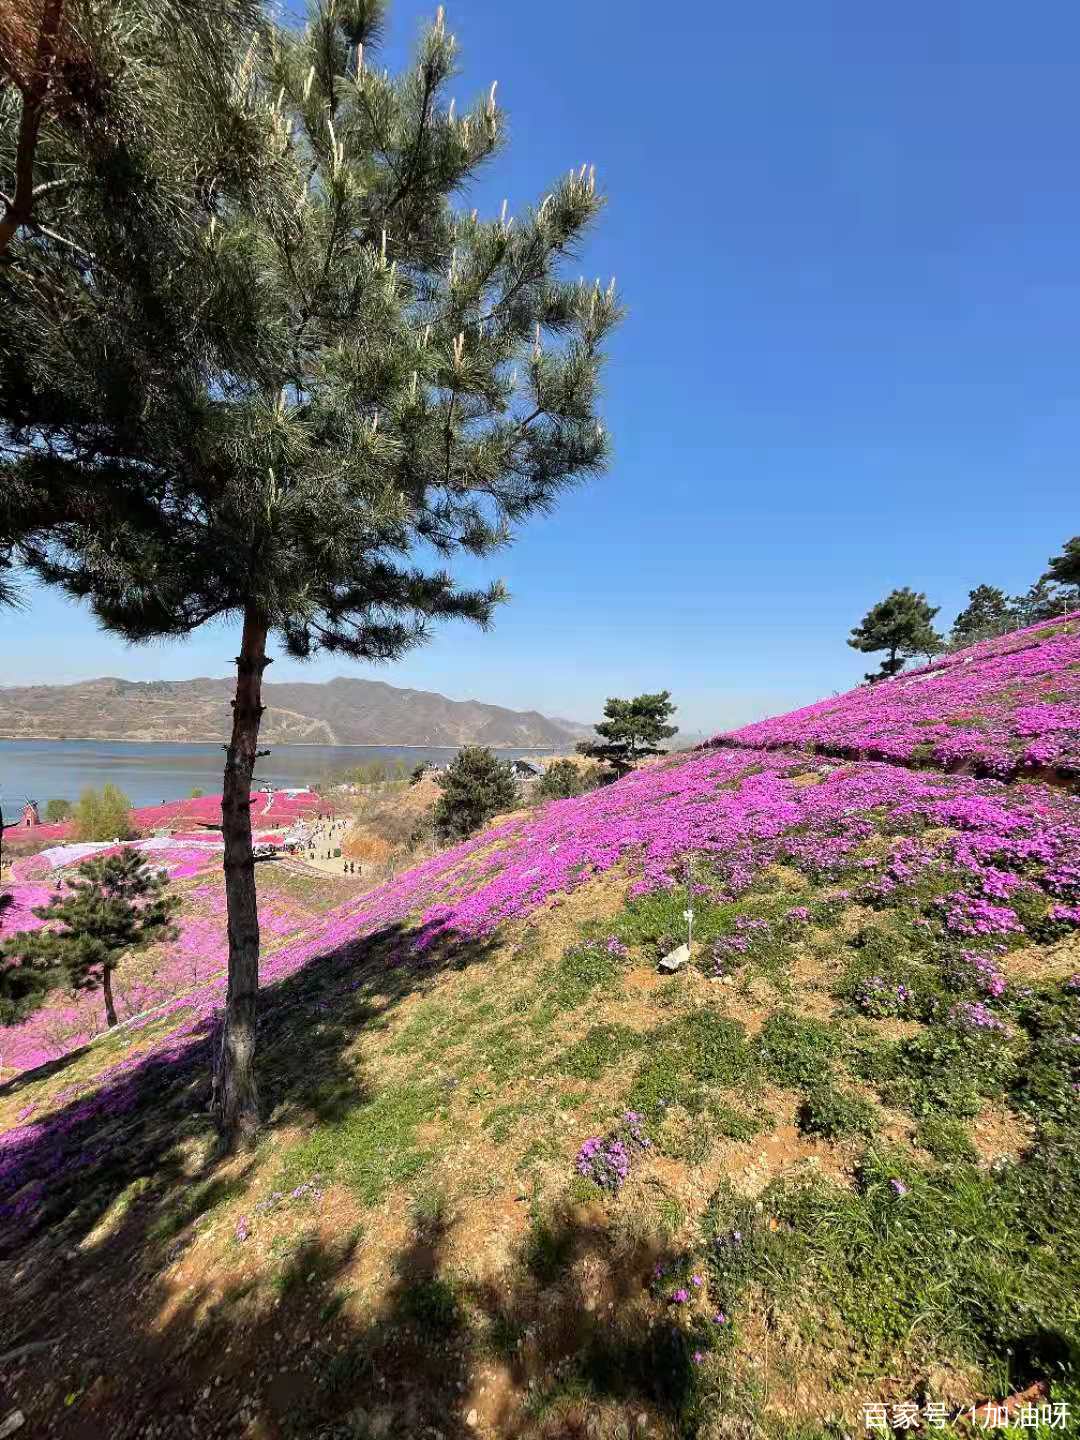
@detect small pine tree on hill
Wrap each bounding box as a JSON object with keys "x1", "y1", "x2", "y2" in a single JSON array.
[
  {"x1": 536, "y1": 758, "x2": 598, "y2": 800},
  {"x1": 434, "y1": 747, "x2": 518, "y2": 841},
  {"x1": 1044, "y1": 536, "x2": 1080, "y2": 594},
  {"x1": 949, "y1": 585, "x2": 1011, "y2": 650},
  {"x1": 3, "y1": 850, "x2": 179, "y2": 1028},
  {"x1": 577, "y1": 692, "x2": 678, "y2": 773},
  {"x1": 848, "y1": 589, "x2": 942, "y2": 682}
]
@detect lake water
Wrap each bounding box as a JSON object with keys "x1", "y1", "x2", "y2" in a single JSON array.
[{"x1": 0, "y1": 739, "x2": 542, "y2": 810}]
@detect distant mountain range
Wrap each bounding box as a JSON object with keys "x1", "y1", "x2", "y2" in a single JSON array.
[{"x1": 0, "y1": 676, "x2": 592, "y2": 750}]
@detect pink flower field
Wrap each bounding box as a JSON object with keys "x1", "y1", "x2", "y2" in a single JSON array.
[
  {"x1": 715, "y1": 614, "x2": 1080, "y2": 778},
  {"x1": 1, "y1": 614, "x2": 1077, "y2": 1243}
]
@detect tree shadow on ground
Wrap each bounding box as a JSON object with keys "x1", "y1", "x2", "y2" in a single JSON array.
[
  {"x1": 0, "y1": 915, "x2": 502, "y2": 1258},
  {"x1": 1, "y1": 1156, "x2": 712, "y2": 1439},
  {"x1": 0, "y1": 902, "x2": 727, "y2": 1439}
]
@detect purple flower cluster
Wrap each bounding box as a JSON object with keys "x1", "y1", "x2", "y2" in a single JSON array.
[
  {"x1": 575, "y1": 1111, "x2": 651, "y2": 1191},
  {"x1": 855, "y1": 976, "x2": 914, "y2": 1019},
  {"x1": 958, "y1": 948, "x2": 1007, "y2": 998},
  {"x1": 575, "y1": 1136, "x2": 631, "y2": 1190},
  {"x1": 949, "y1": 1000, "x2": 1008, "y2": 1033},
  {"x1": 936, "y1": 892, "x2": 1023, "y2": 938}
]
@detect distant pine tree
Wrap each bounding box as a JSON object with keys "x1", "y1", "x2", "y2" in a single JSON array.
[
  {"x1": 949, "y1": 585, "x2": 1012, "y2": 650},
  {"x1": 577, "y1": 692, "x2": 678, "y2": 773},
  {"x1": 1043, "y1": 535, "x2": 1080, "y2": 595}
]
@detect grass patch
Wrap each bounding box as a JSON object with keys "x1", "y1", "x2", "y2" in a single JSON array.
[
  {"x1": 276, "y1": 1082, "x2": 438, "y2": 1204},
  {"x1": 797, "y1": 1086, "x2": 878, "y2": 1140},
  {"x1": 398, "y1": 1274, "x2": 463, "y2": 1337},
  {"x1": 147, "y1": 1174, "x2": 247, "y2": 1243},
  {"x1": 555, "y1": 1023, "x2": 643, "y2": 1080},
  {"x1": 546, "y1": 939, "x2": 627, "y2": 1011},
  {"x1": 628, "y1": 1009, "x2": 755, "y2": 1121},
  {"x1": 756, "y1": 1009, "x2": 838, "y2": 1089},
  {"x1": 914, "y1": 1113, "x2": 978, "y2": 1163}
]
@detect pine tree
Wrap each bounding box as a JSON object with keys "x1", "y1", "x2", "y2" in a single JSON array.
[
  {"x1": 1010, "y1": 578, "x2": 1063, "y2": 628},
  {"x1": 3, "y1": 850, "x2": 179, "y2": 1028},
  {"x1": 6, "y1": 1, "x2": 620, "y2": 1147},
  {"x1": 949, "y1": 585, "x2": 1012, "y2": 650},
  {"x1": 1044, "y1": 536, "x2": 1080, "y2": 594},
  {"x1": 536, "y1": 757, "x2": 598, "y2": 800},
  {"x1": 433, "y1": 746, "x2": 518, "y2": 841},
  {"x1": 1, "y1": 0, "x2": 265, "y2": 599},
  {"x1": 848, "y1": 588, "x2": 942, "y2": 682},
  {"x1": 577, "y1": 692, "x2": 678, "y2": 773}
]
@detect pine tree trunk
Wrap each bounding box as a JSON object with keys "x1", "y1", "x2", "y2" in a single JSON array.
[
  {"x1": 214, "y1": 605, "x2": 271, "y2": 1152},
  {"x1": 102, "y1": 965, "x2": 118, "y2": 1028}
]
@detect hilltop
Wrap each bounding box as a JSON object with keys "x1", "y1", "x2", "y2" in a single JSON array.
[
  {"x1": 0, "y1": 615, "x2": 1078, "y2": 1439},
  {"x1": 0, "y1": 675, "x2": 591, "y2": 749}
]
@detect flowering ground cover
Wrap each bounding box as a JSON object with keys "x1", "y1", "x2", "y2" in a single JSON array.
[
  {"x1": 0, "y1": 852, "x2": 358, "y2": 1073},
  {"x1": 5, "y1": 788, "x2": 330, "y2": 849},
  {"x1": 717, "y1": 614, "x2": 1080, "y2": 778},
  {"x1": 1, "y1": 658, "x2": 1078, "y2": 1435}
]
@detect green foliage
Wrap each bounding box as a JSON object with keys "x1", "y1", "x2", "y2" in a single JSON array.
[
  {"x1": 1007, "y1": 985, "x2": 1080, "y2": 1131},
  {"x1": 1043, "y1": 534, "x2": 1080, "y2": 591},
  {"x1": 43, "y1": 797, "x2": 73, "y2": 822},
  {"x1": 433, "y1": 746, "x2": 518, "y2": 841},
  {"x1": 187, "y1": 788, "x2": 205, "y2": 799},
  {"x1": 536, "y1": 758, "x2": 600, "y2": 801},
  {"x1": 524, "y1": 1210, "x2": 576, "y2": 1282},
  {"x1": 2, "y1": 849, "x2": 179, "y2": 1027},
  {"x1": 5, "y1": 2, "x2": 620, "y2": 664},
  {"x1": 949, "y1": 584, "x2": 1013, "y2": 649},
  {"x1": 879, "y1": 1024, "x2": 1017, "y2": 1119},
  {"x1": 628, "y1": 1010, "x2": 754, "y2": 1120},
  {"x1": 577, "y1": 691, "x2": 678, "y2": 772},
  {"x1": 72, "y1": 784, "x2": 135, "y2": 842},
  {"x1": 848, "y1": 587, "x2": 943, "y2": 681},
  {"x1": 0, "y1": 923, "x2": 55, "y2": 1027},
  {"x1": 797, "y1": 1086, "x2": 878, "y2": 1140},
  {"x1": 276, "y1": 1082, "x2": 437, "y2": 1205},
  {"x1": 544, "y1": 940, "x2": 625, "y2": 1012},
  {"x1": 555, "y1": 1023, "x2": 642, "y2": 1080},
  {"x1": 756, "y1": 1010, "x2": 838, "y2": 1088},
  {"x1": 706, "y1": 1137, "x2": 1080, "y2": 1382},
  {"x1": 399, "y1": 1275, "x2": 462, "y2": 1337},
  {"x1": 914, "y1": 1114, "x2": 978, "y2": 1163}
]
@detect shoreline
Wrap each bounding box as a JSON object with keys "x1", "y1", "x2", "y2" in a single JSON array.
[{"x1": 0, "y1": 737, "x2": 569, "y2": 751}]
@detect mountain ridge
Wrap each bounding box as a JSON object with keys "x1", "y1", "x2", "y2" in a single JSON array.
[{"x1": 0, "y1": 674, "x2": 590, "y2": 748}]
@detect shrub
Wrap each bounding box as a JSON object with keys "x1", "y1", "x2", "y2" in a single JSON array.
[
  {"x1": 798, "y1": 1087, "x2": 878, "y2": 1140},
  {"x1": 433, "y1": 747, "x2": 518, "y2": 841},
  {"x1": 73, "y1": 784, "x2": 135, "y2": 842},
  {"x1": 536, "y1": 758, "x2": 599, "y2": 801}
]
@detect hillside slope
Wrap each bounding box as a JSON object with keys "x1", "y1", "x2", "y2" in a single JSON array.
[
  {"x1": 1, "y1": 620, "x2": 1078, "y2": 1440},
  {"x1": 0, "y1": 674, "x2": 590, "y2": 747}
]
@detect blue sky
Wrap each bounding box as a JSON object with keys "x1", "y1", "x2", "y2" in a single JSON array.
[{"x1": 5, "y1": 0, "x2": 1078, "y2": 733}]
